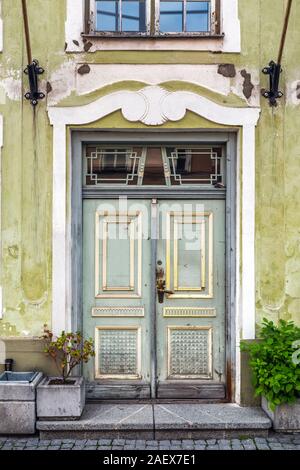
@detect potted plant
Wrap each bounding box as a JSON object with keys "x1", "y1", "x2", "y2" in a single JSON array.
[
  {"x1": 241, "y1": 318, "x2": 300, "y2": 431},
  {"x1": 37, "y1": 326, "x2": 95, "y2": 420}
]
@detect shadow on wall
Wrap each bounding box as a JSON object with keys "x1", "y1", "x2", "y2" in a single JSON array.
[{"x1": 0, "y1": 338, "x2": 58, "y2": 377}]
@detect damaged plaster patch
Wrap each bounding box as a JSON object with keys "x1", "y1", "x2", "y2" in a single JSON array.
[
  {"x1": 46, "y1": 81, "x2": 52, "y2": 94},
  {"x1": 218, "y1": 64, "x2": 236, "y2": 78},
  {"x1": 75, "y1": 64, "x2": 232, "y2": 97},
  {"x1": 46, "y1": 60, "x2": 76, "y2": 105},
  {"x1": 240, "y1": 69, "x2": 254, "y2": 99},
  {"x1": 83, "y1": 41, "x2": 93, "y2": 52},
  {"x1": 230, "y1": 68, "x2": 259, "y2": 106},
  {"x1": 0, "y1": 67, "x2": 22, "y2": 102},
  {"x1": 77, "y1": 64, "x2": 91, "y2": 75},
  {"x1": 0, "y1": 321, "x2": 18, "y2": 336},
  {"x1": 8, "y1": 245, "x2": 19, "y2": 259},
  {"x1": 286, "y1": 80, "x2": 300, "y2": 105}
]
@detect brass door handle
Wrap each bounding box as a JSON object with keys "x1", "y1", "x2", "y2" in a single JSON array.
[{"x1": 156, "y1": 270, "x2": 174, "y2": 303}]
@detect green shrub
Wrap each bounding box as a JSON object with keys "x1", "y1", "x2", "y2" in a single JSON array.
[{"x1": 241, "y1": 318, "x2": 300, "y2": 410}]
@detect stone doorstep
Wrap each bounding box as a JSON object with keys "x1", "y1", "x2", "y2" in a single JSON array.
[{"x1": 37, "y1": 403, "x2": 272, "y2": 440}]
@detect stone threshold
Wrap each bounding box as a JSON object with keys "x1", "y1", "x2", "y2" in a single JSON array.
[{"x1": 37, "y1": 403, "x2": 272, "y2": 440}]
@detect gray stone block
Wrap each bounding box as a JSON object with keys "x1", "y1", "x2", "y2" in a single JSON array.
[
  {"x1": 37, "y1": 376, "x2": 85, "y2": 419},
  {"x1": 262, "y1": 397, "x2": 300, "y2": 432},
  {"x1": 0, "y1": 372, "x2": 43, "y2": 401},
  {"x1": 0, "y1": 401, "x2": 36, "y2": 434}
]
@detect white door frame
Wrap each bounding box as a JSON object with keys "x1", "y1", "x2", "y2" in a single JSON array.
[{"x1": 47, "y1": 86, "x2": 260, "y2": 402}]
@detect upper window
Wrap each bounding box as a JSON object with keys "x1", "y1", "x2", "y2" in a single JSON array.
[
  {"x1": 84, "y1": 145, "x2": 224, "y2": 187},
  {"x1": 88, "y1": 0, "x2": 220, "y2": 36}
]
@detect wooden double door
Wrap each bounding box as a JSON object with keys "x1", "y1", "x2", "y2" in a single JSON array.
[{"x1": 83, "y1": 197, "x2": 226, "y2": 400}]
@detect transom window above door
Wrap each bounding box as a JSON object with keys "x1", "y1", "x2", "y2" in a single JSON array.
[
  {"x1": 84, "y1": 145, "x2": 224, "y2": 186},
  {"x1": 88, "y1": 0, "x2": 220, "y2": 35}
]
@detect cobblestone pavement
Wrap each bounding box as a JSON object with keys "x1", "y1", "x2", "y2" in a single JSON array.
[{"x1": 0, "y1": 434, "x2": 300, "y2": 450}]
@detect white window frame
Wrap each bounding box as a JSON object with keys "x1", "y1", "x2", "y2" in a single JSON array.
[{"x1": 65, "y1": 0, "x2": 241, "y2": 52}]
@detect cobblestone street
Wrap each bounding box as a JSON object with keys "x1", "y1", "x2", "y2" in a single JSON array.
[{"x1": 0, "y1": 434, "x2": 300, "y2": 451}]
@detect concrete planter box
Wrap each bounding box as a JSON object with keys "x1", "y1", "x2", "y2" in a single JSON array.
[
  {"x1": 37, "y1": 376, "x2": 85, "y2": 420},
  {"x1": 262, "y1": 396, "x2": 300, "y2": 432},
  {"x1": 0, "y1": 371, "x2": 43, "y2": 434}
]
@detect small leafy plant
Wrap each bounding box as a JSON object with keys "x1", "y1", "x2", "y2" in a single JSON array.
[
  {"x1": 42, "y1": 326, "x2": 95, "y2": 384},
  {"x1": 241, "y1": 318, "x2": 300, "y2": 410}
]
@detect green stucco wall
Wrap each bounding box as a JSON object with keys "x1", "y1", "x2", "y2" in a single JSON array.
[{"x1": 0, "y1": 0, "x2": 300, "y2": 339}]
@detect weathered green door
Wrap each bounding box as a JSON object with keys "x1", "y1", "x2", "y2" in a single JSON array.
[
  {"x1": 83, "y1": 198, "x2": 225, "y2": 399},
  {"x1": 82, "y1": 144, "x2": 226, "y2": 399}
]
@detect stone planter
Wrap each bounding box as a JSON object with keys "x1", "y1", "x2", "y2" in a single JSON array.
[
  {"x1": 0, "y1": 371, "x2": 43, "y2": 434},
  {"x1": 37, "y1": 376, "x2": 85, "y2": 420},
  {"x1": 262, "y1": 396, "x2": 300, "y2": 432}
]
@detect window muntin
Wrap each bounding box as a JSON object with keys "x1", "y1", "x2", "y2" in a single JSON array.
[
  {"x1": 89, "y1": 0, "x2": 219, "y2": 35},
  {"x1": 84, "y1": 145, "x2": 224, "y2": 187}
]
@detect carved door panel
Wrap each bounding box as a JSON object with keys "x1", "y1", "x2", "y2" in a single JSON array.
[
  {"x1": 83, "y1": 199, "x2": 152, "y2": 399},
  {"x1": 155, "y1": 200, "x2": 226, "y2": 398}
]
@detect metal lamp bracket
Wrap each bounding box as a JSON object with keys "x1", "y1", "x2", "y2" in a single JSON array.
[
  {"x1": 261, "y1": 60, "x2": 283, "y2": 107},
  {"x1": 24, "y1": 59, "x2": 45, "y2": 106}
]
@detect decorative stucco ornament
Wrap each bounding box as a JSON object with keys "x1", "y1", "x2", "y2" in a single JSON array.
[{"x1": 121, "y1": 86, "x2": 186, "y2": 126}]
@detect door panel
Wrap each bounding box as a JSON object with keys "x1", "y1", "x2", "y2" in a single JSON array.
[
  {"x1": 82, "y1": 198, "x2": 226, "y2": 399},
  {"x1": 156, "y1": 200, "x2": 226, "y2": 398},
  {"x1": 83, "y1": 199, "x2": 152, "y2": 398}
]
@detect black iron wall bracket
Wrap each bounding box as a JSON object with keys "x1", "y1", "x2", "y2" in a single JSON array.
[
  {"x1": 261, "y1": 60, "x2": 283, "y2": 107},
  {"x1": 24, "y1": 59, "x2": 45, "y2": 106}
]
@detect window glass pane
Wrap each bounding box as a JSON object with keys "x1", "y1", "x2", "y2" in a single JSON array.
[
  {"x1": 166, "y1": 147, "x2": 223, "y2": 185},
  {"x1": 96, "y1": 0, "x2": 119, "y2": 31},
  {"x1": 186, "y1": 1, "x2": 209, "y2": 32},
  {"x1": 160, "y1": 1, "x2": 184, "y2": 33},
  {"x1": 84, "y1": 146, "x2": 223, "y2": 187},
  {"x1": 85, "y1": 147, "x2": 143, "y2": 185},
  {"x1": 122, "y1": 0, "x2": 146, "y2": 32}
]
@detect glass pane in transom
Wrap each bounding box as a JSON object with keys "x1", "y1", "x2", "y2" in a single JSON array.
[{"x1": 166, "y1": 147, "x2": 223, "y2": 185}]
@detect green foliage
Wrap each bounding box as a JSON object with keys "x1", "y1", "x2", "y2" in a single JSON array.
[
  {"x1": 241, "y1": 319, "x2": 300, "y2": 410},
  {"x1": 42, "y1": 326, "x2": 95, "y2": 383}
]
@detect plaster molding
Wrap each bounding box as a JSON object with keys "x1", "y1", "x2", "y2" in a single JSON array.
[
  {"x1": 48, "y1": 85, "x2": 259, "y2": 343},
  {"x1": 65, "y1": 0, "x2": 241, "y2": 53},
  {"x1": 49, "y1": 86, "x2": 259, "y2": 127}
]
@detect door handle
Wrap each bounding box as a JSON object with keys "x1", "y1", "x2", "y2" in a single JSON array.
[{"x1": 156, "y1": 266, "x2": 174, "y2": 303}]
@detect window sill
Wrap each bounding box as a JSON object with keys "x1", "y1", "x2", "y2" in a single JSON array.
[{"x1": 82, "y1": 33, "x2": 224, "y2": 40}]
